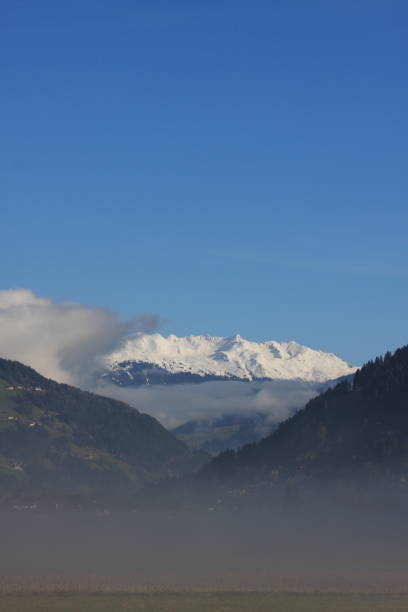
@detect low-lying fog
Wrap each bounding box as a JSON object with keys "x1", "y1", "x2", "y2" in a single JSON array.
[{"x1": 2, "y1": 490, "x2": 408, "y2": 592}]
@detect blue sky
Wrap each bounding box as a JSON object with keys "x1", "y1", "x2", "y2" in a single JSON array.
[{"x1": 1, "y1": 0, "x2": 407, "y2": 365}]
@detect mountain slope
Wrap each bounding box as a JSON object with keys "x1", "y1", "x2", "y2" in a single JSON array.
[
  {"x1": 0, "y1": 358, "x2": 207, "y2": 499},
  {"x1": 103, "y1": 333, "x2": 357, "y2": 386},
  {"x1": 172, "y1": 412, "x2": 273, "y2": 455},
  {"x1": 171, "y1": 376, "x2": 354, "y2": 454},
  {"x1": 204, "y1": 345, "x2": 408, "y2": 483}
]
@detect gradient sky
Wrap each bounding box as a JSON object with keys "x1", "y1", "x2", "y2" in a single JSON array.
[{"x1": 1, "y1": 0, "x2": 407, "y2": 365}]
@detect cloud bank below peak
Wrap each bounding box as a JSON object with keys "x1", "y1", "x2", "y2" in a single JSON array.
[{"x1": 95, "y1": 378, "x2": 321, "y2": 430}]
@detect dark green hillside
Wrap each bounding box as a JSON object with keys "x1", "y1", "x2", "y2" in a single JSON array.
[
  {"x1": 0, "y1": 358, "x2": 207, "y2": 500},
  {"x1": 205, "y1": 345, "x2": 408, "y2": 483}
]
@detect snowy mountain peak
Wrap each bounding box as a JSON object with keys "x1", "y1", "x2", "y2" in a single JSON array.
[{"x1": 104, "y1": 333, "x2": 358, "y2": 384}]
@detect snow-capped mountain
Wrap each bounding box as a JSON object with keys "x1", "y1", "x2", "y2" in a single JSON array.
[
  {"x1": 103, "y1": 333, "x2": 357, "y2": 386},
  {"x1": 98, "y1": 333, "x2": 358, "y2": 453}
]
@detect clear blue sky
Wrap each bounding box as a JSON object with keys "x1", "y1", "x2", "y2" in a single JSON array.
[{"x1": 1, "y1": 0, "x2": 407, "y2": 365}]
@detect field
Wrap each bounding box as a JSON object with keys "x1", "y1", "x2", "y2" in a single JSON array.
[
  {"x1": 2, "y1": 592, "x2": 408, "y2": 612},
  {"x1": 2, "y1": 508, "x2": 408, "y2": 611}
]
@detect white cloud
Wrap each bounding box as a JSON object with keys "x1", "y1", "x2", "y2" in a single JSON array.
[{"x1": 0, "y1": 289, "x2": 160, "y2": 387}]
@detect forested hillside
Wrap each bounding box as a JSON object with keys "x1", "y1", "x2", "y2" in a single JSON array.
[
  {"x1": 0, "y1": 358, "x2": 207, "y2": 501},
  {"x1": 205, "y1": 345, "x2": 408, "y2": 484}
]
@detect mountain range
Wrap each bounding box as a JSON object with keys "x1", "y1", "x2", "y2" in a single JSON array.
[
  {"x1": 99, "y1": 333, "x2": 357, "y2": 452},
  {"x1": 102, "y1": 333, "x2": 357, "y2": 386},
  {"x1": 1, "y1": 342, "x2": 407, "y2": 508}
]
